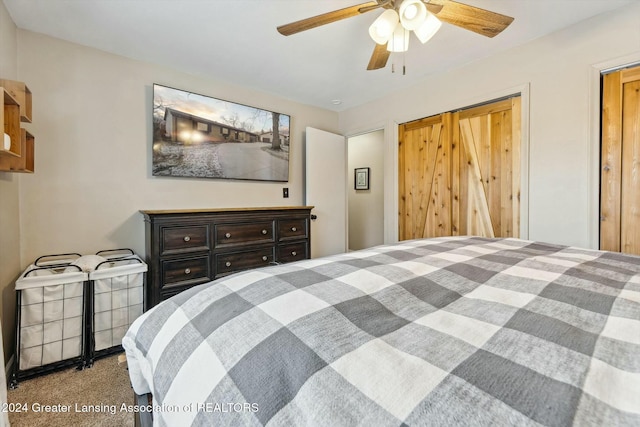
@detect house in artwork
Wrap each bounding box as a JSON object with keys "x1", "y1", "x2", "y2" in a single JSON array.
[
  {"x1": 260, "y1": 130, "x2": 290, "y2": 146},
  {"x1": 163, "y1": 108, "x2": 259, "y2": 143}
]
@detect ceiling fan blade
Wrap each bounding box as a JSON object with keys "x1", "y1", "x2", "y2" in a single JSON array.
[
  {"x1": 428, "y1": 0, "x2": 514, "y2": 38},
  {"x1": 277, "y1": 1, "x2": 381, "y2": 36},
  {"x1": 367, "y1": 43, "x2": 390, "y2": 70},
  {"x1": 424, "y1": 3, "x2": 444, "y2": 14}
]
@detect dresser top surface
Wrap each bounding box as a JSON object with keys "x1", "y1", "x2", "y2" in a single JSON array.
[{"x1": 140, "y1": 206, "x2": 314, "y2": 216}]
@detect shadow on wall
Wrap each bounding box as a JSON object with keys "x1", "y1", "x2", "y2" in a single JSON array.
[{"x1": 107, "y1": 212, "x2": 146, "y2": 257}]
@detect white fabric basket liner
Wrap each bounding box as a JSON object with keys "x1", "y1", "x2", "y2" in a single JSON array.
[
  {"x1": 89, "y1": 256, "x2": 147, "y2": 351},
  {"x1": 16, "y1": 264, "x2": 87, "y2": 370},
  {"x1": 89, "y1": 256, "x2": 147, "y2": 280},
  {"x1": 15, "y1": 265, "x2": 87, "y2": 290},
  {"x1": 20, "y1": 337, "x2": 82, "y2": 370}
]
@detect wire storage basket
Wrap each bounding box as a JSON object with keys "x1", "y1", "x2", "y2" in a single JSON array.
[
  {"x1": 87, "y1": 249, "x2": 147, "y2": 365},
  {"x1": 12, "y1": 253, "x2": 89, "y2": 387}
]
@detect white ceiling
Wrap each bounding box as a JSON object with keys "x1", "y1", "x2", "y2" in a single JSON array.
[{"x1": 3, "y1": 0, "x2": 635, "y2": 111}]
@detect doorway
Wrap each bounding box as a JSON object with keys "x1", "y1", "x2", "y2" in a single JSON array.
[{"x1": 347, "y1": 130, "x2": 385, "y2": 251}]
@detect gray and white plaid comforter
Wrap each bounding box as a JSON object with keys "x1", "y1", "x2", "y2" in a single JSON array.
[{"x1": 123, "y1": 237, "x2": 640, "y2": 426}]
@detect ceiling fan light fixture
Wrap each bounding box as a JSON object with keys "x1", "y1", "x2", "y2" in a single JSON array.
[
  {"x1": 399, "y1": 0, "x2": 427, "y2": 31},
  {"x1": 414, "y1": 12, "x2": 442, "y2": 44},
  {"x1": 386, "y1": 22, "x2": 410, "y2": 52},
  {"x1": 276, "y1": 0, "x2": 515, "y2": 71},
  {"x1": 368, "y1": 9, "x2": 399, "y2": 45}
]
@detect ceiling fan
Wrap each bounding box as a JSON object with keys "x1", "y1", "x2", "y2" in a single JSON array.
[{"x1": 277, "y1": 0, "x2": 514, "y2": 71}]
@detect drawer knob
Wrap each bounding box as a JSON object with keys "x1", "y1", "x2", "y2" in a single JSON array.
[
  {"x1": 225, "y1": 261, "x2": 231, "y2": 267},
  {"x1": 225, "y1": 232, "x2": 231, "y2": 239},
  {"x1": 184, "y1": 268, "x2": 191, "y2": 275},
  {"x1": 262, "y1": 256, "x2": 268, "y2": 261},
  {"x1": 291, "y1": 227, "x2": 297, "y2": 232},
  {"x1": 291, "y1": 251, "x2": 297, "y2": 257},
  {"x1": 183, "y1": 235, "x2": 191, "y2": 242},
  {"x1": 262, "y1": 229, "x2": 268, "y2": 235}
]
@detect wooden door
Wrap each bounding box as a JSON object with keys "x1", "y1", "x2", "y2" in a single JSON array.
[
  {"x1": 305, "y1": 127, "x2": 347, "y2": 257},
  {"x1": 601, "y1": 65, "x2": 640, "y2": 254},
  {"x1": 454, "y1": 97, "x2": 521, "y2": 238},
  {"x1": 398, "y1": 97, "x2": 521, "y2": 240},
  {"x1": 398, "y1": 113, "x2": 452, "y2": 240}
]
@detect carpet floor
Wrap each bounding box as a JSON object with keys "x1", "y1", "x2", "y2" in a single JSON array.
[{"x1": 7, "y1": 353, "x2": 134, "y2": 426}]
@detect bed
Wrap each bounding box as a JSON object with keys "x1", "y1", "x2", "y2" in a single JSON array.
[{"x1": 122, "y1": 236, "x2": 640, "y2": 426}]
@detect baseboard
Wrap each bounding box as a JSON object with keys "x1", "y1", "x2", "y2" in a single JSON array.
[{"x1": 5, "y1": 354, "x2": 14, "y2": 387}]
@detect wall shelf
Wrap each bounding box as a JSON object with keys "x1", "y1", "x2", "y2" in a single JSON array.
[
  {"x1": 0, "y1": 88, "x2": 21, "y2": 158},
  {"x1": 4, "y1": 129, "x2": 35, "y2": 173},
  {"x1": 0, "y1": 79, "x2": 32, "y2": 123},
  {"x1": 0, "y1": 80, "x2": 35, "y2": 173}
]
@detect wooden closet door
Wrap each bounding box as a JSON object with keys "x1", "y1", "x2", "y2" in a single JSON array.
[
  {"x1": 398, "y1": 113, "x2": 452, "y2": 240},
  {"x1": 398, "y1": 97, "x2": 521, "y2": 240},
  {"x1": 454, "y1": 97, "x2": 521, "y2": 238},
  {"x1": 601, "y1": 65, "x2": 640, "y2": 254}
]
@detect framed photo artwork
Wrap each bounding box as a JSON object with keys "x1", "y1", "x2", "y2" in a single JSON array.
[
  {"x1": 354, "y1": 167, "x2": 370, "y2": 190},
  {"x1": 152, "y1": 84, "x2": 290, "y2": 182}
]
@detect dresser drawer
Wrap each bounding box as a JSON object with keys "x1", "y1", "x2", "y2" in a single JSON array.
[
  {"x1": 161, "y1": 225, "x2": 209, "y2": 255},
  {"x1": 161, "y1": 256, "x2": 212, "y2": 289},
  {"x1": 216, "y1": 247, "x2": 274, "y2": 276},
  {"x1": 215, "y1": 221, "x2": 274, "y2": 247},
  {"x1": 277, "y1": 242, "x2": 308, "y2": 263},
  {"x1": 278, "y1": 218, "x2": 308, "y2": 241}
]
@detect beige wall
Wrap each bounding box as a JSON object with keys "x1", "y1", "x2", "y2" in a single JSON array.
[
  {"x1": 339, "y1": 2, "x2": 640, "y2": 249},
  {"x1": 348, "y1": 130, "x2": 384, "y2": 251},
  {"x1": 0, "y1": 1, "x2": 20, "y2": 364},
  {"x1": 16, "y1": 31, "x2": 338, "y2": 263}
]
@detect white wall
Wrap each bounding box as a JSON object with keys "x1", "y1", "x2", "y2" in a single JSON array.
[
  {"x1": 16, "y1": 31, "x2": 339, "y2": 263},
  {"x1": 339, "y1": 2, "x2": 640, "y2": 249},
  {"x1": 348, "y1": 130, "x2": 384, "y2": 251}
]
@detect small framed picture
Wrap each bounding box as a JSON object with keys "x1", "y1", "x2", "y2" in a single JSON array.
[{"x1": 354, "y1": 167, "x2": 370, "y2": 190}]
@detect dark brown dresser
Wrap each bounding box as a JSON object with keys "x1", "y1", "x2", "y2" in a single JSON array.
[{"x1": 141, "y1": 206, "x2": 313, "y2": 308}]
